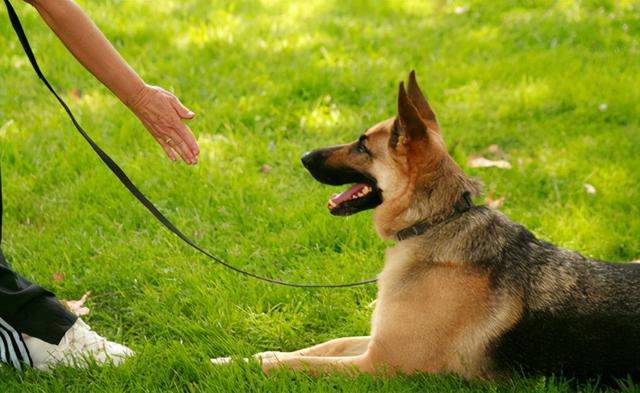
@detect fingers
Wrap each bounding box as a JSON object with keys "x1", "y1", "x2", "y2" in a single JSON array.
[
  {"x1": 144, "y1": 119, "x2": 195, "y2": 164},
  {"x1": 166, "y1": 96, "x2": 199, "y2": 158},
  {"x1": 164, "y1": 93, "x2": 199, "y2": 161},
  {"x1": 170, "y1": 95, "x2": 195, "y2": 120},
  {"x1": 157, "y1": 138, "x2": 177, "y2": 161},
  {"x1": 175, "y1": 120, "x2": 199, "y2": 157},
  {"x1": 168, "y1": 134, "x2": 196, "y2": 165},
  {"x1": 164, "y1": 115, "x2": 198, "y2": 163},
  {"x1": 157, "y1": 131, "x2": 194, "y2": 164},
  {"x1": 131, "y1": 84, "x2": 200, "y2": 165}
]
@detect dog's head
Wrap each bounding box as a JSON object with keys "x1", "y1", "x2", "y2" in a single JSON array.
[{"x1": 302, "y1": 71, "x2": 478, "y2": 239}]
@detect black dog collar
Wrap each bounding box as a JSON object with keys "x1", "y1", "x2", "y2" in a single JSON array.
[{"x1": 395, "y1": 191, "x2": 474, "y2": 242}]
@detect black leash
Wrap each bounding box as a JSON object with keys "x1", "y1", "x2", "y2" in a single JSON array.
[{"x1": 3, "y1": 0, "x2": 377, "y2": 288}]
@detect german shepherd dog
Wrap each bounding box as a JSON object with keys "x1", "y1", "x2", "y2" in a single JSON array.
[{"x1": 212, "y1": 72, "x2": 640, "y2": 380}]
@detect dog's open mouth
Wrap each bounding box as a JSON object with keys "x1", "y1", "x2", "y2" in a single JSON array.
[{"x1": 327, "y1": 183, "x2": 382, "y2": 216}]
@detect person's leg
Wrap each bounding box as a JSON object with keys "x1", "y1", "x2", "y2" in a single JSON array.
[
  {"x1": 0, "y1": 168, "x2": 75, "y2": 369},
  {"x1": 0, "y1": 169, "x2": 133, "y2": 370},
  {"x1": 0, "y1": 165, "x2": 68, "y2": 340},
  {"x1": 0, "y1": 248, "x2": 78, "y2": 345},
  {"x1": 0, "y1": 248, "x2": 78, "y2": 370}
]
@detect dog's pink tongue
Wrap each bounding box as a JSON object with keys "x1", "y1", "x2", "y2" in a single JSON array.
[{"x1": 330, "y1": 183, "x2": 367, "y2": 206}]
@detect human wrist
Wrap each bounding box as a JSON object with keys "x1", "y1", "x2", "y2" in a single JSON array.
[{"x1": 123, "y1": 80, "x2": 148, "y2": 111}]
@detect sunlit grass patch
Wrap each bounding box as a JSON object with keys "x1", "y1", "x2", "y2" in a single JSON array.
[{"x1": 1, "y1": 0, "x2": 639, "y2": 391}]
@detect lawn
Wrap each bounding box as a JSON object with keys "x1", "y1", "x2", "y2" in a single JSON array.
[{"x1": 1, "y1": 0, "x2": 639, "y2": 391}]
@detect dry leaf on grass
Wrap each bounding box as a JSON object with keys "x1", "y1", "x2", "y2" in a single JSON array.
[
  {"x1": 61, "y1": 291, "x2": 91, "y2": 316},
  {"x1": 70, "y1": 88, "x2": 82, "y2": 99},
  {"x1": 52, "y1": 271, "x2": 65, "y2": 282},
  {"x1": 484, "y1": 190, "x2": 507, "y2": 209},
  {"x1": 487, "y1": 144, "x2": 505, "y2": 156},
  {"x1": 583, "y1": 183, "x2": 597, "y2": 195},
  {"x1": 260, "y1": 164, "x2": 272, "y2": 173},
  {"x1": 468, "y1": 155, "x2": 512, "y2": 169}
]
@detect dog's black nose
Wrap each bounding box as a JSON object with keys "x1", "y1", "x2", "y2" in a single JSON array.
[
  {"x1": 301, "y1": 151, "x2": 315, "y2": 169},
  {"x1": 301, "y1": 147, "x2": 338, "y2": 171}
]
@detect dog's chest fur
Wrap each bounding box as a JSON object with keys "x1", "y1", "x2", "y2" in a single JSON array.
[{"x1": 369, "y1": 239, "x2": 521, "y2": 378}]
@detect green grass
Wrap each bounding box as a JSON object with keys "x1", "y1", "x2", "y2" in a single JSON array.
[{"x1": 1, "y1": 0, "x2": 639, "y2": 391}]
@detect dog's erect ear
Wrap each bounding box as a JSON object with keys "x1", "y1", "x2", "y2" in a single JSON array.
[
  {"x1": 390, "y1": 81, "x2": 428, "y2": 149},
  {"x1": 407, "y1": 70, "x2": 438, "y2": 132}
]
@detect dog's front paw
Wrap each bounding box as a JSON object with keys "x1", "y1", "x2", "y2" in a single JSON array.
[
  {"x1": 211, "y1": 356, "x2": 256, "y2": 365},
  {"x1": 211, "y1": 352, "x2": 292, "y2": 368},
  {"x1": 210, "y1": 356, "x2": 234, "y2": 365}
]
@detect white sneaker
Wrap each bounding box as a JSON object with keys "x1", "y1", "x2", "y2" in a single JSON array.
[{"x1": 21, "y1": 318, "x2": 134, "y2": 371}]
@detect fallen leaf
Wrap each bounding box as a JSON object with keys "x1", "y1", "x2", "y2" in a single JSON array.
[
  {"x1": 583, "y1": 183, "x2": 597, "y2": 195},
  {"x1": 468, "y1": 155, "x2": 512, "y2": 169},
  {"x1": 61, "y1": 291, "x2": 91, "y2": 316},
  {"x1": 70, "y1": 88, "x2": 82, "y2": 99},
  {"x1": 484, "y1": 190, "x2": 507, "y2": 209},
  {"x1": 487, "y1": 144, "x2": 501, "y2": 154},
  {"x1": 260, "y1": 164, "x2": 272, "y2": 173},
  {"x1": 488, "y1": 195, "x2": 506, "y2": 209},
  {"x1": 52, "y1": 272, "x2": 65, "y2": 282},
  {"x1": 483, "y1": 144, "x2": 510, "y2": 160}
]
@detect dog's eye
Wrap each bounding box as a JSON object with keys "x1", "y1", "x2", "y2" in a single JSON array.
[{"x1": 356, "y1": 144, "x2": 368, "y2": 154}]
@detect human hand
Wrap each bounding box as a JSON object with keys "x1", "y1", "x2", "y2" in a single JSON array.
[{"x1": 127, "y1": 85, "x2": 199, "y2": 164}]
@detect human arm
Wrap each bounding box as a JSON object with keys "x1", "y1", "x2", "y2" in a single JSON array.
[{"x1": 24, "y1": 0, "x2": 199, "y2": 164}]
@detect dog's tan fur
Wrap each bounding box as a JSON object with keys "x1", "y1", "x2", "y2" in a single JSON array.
[
  {"x1": 212, "y1": 72, "x2": 640, "y2": 380},
  {"x1": 245, "y1": 242, "x2": 523, "y2": 378},
  {"x1": 211, "y1": 72, "x2": 518, "y2": 377},
  {"x1": 371, "y1": 241, "x2": 523, "y2": 379}
]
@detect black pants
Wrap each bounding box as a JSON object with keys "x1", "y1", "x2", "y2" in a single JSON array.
[{"x1": 0, "y1": 167, "x2": 76, "y2": 346}]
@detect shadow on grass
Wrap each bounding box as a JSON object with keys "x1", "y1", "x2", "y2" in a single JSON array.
[{"x1": 1, "y1": 2, "x2": 639, "y2": 391}]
